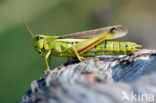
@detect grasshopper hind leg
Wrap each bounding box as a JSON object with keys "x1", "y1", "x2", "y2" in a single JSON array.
[{"x1": 72, "y1": 47, "x2": 86, "y2": 61}]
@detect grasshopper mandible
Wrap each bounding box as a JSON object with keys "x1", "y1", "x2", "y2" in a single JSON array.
[{"x1": 22, "y1": 19, "x2": 142, "y2": 69}]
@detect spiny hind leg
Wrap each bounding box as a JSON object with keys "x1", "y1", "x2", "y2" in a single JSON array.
[
  {"x1": 72, "y1": 47, "x2": 86, "y2": 61},
  {"x1": 44, "y1": 50, "x2": 52, "y2": 69}
]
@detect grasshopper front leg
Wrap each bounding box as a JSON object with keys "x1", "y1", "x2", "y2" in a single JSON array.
[{"x1": 44, "y1": 50, "x2": 52, "y2": 69}]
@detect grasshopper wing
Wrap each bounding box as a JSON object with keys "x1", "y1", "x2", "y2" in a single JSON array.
[
  {"x1": 61, "y1": 26, "x2": 127, "y2": 54},
  {"x1": 58, "y1": 25, "x2": 128, "y2": 40}
]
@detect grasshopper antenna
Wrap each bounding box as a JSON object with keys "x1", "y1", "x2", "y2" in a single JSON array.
[{"x1": 21, "y1": 17, "x2": 34, "y2": 38}]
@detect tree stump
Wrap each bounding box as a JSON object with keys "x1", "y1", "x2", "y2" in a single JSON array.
[{"x1": 18, "y1": 49, "x2": 156, "y2": 103}]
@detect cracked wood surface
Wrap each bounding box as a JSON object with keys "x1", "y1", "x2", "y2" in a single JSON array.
[{"x1": 18, "y1": 49, "x2": 156, "y2": 103}]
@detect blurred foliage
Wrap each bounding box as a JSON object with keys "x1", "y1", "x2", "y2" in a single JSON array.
[{"x1": 0, "y1": 0, "x2": 156, "y2": 103}]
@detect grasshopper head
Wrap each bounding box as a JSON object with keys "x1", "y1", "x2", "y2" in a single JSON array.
[
  {"x1": 33, "y1": 35, "x2": 45, "y2": 54},
  {"x1": 21, "y1": 18, "x2": 47, "y2": 55}
]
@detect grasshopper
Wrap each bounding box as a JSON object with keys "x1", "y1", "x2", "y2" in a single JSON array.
[{"x1": 22, "y1": 19, "x2": 142, "y2": 69}]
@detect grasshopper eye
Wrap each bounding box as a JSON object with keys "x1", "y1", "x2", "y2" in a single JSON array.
[
  {"x1": 35, "y1": 36, "x2": 44, "y2": 41},
  {"x1": 109, "y1": 27, "x2": 118, "y2": 34}
]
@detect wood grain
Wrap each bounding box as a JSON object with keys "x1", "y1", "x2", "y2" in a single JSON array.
[{"x1": 18, "y1": 49, "x2": 156, "y2": 103}]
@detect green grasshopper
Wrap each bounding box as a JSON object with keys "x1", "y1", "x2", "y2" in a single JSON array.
[{"x1": 22, "y1": 19, "x2": 142, "y2": 69}]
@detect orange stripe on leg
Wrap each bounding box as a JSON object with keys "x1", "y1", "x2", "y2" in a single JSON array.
[{"x1": 77, "y1": 36, "x2": 107, "y2": 54}]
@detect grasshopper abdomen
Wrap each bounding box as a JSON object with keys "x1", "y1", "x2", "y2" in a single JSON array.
[{"x1": 81, "y1": 41, "x2": 142, "y2": 56}]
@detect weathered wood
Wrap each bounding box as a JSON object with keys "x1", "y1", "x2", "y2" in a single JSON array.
[{"x1": 18, "y1": 49, "x2": 156, "y2": 103}]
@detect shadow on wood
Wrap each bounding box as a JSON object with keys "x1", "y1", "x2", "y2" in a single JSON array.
[{"x1": 18, "y1": 49, "x2": 156, "y2": 103}]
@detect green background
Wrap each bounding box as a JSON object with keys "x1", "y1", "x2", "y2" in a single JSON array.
[{"x1": 0, "y1": 0, "x2": 156, "y2": 102}]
